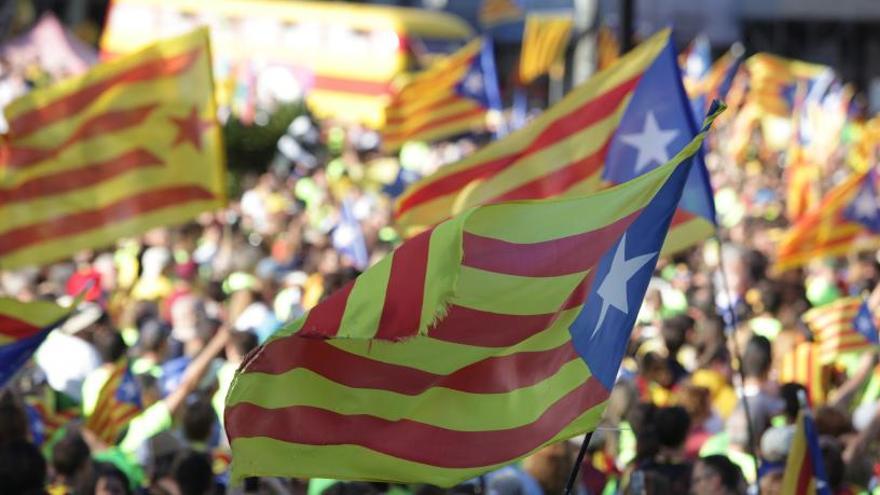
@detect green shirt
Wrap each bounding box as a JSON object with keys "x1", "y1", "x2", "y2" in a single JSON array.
[{"x1": 118, "y1": 401, "x2": 173, "y2": 455}]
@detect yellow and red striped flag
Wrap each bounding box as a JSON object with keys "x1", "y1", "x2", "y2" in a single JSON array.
[
  {"x1": 0, "y1": 28, "x2": 225, "y2": 269},
  {"x1": 780, "y1": 342, "x2": 831, "y2": 406},
  {"x1": 519, "y1": 14, "x2": 573, "y2": 84},
  {"x1": 781, "y1": 409, "x2": 832, "y2": 495},
  {"x1": 84, "y1": 362, "x2": 142, "y2": 445},
  {"x1": 775, "y1": 171, "x2": 880, "y2": 272},
  {"x1": 225, "y1": 105, "x2": 722, "y2": 486},
  {"x1": 802, "y1": 296, "x2": 880, "y2": 364},
  {"x1": 478, "y1": 0, "x2": 523, "y2": 28},
  {"x1": 380, "y1": 39, "x2": 497, "y2": 152},
  {"x1": 395, "y1": 29, "x2": 717, "y2": 256}
]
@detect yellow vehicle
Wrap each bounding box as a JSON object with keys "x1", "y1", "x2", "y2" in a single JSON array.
[{"x1": 100, "y1": 0, "x2": 474, "y2": 127}]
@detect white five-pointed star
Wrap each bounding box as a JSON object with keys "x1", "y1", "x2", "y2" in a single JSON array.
[
  {"x1": 857, "y1": 314, "x2": 874, "y2": 332},
  {"x1": 119, "y1": 380, "x2": 138, "y2": 401},
  {"x1": 619, "y1": 112, "x2": 680, "y2": 173},
  {"x1": 853, "y1": 189, "x2": 878, "y2": 219},
  {"x1": 592, "y1": 234, "x2": 657, "y2": 338},
  {"x1": 464, "y1": 72, "x2": 483, "y2": 94}
]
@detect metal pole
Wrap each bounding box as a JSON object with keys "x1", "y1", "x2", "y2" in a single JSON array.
[
  {"x1": 620, "y1": 0, "x2": 635, "y2": 52},
  {"x1": 563, "y1": 431, "x2": 594, "y2": 495}
]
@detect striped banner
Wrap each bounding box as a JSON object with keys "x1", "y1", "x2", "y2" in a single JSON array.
[
  {"x1": 0, "y1": 297, "x2": 74, "y2": 388},
  {"x1": 781, "y1": 410, "x2": 832, "y2": 495},
  {"x1": 775, "y1": 172, "x2": 880, "y2": 272},
  {"x1": 519, "y1": 15, "x2": 573, "y2": 84},
  {"x1": 779, "y1": 342, "x2": 830, "y2": 406},
  {"x1": 0, "y1": 28, "x2": 225, "y2": 269},
  {"x1": 381, "y1": 39, "x2": 491, "y2": 152},
  {"x1": 802, "y1": 297, "x2": 879, "y2": 364},
  {"x1": 84, "y1": 363, "x2": 142, "y2": 445},
  {"x1": 225, "y1": 108, "x2": 720, "y2": 485}
]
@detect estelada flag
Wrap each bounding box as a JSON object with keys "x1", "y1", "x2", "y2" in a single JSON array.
[
  {"x1": 225, "y1": 104, "x2": 723, "y2": 486},
  {"x1": 802, "y1": 296, "x2": 880, "y2": 364},
  {"x1": 781, "y1": 409, "x2": 832, "y2": 495},
  {"x1": 394, "y1": 29, "x2": 716, "y2": 256},
  {"x1": 775, "y1": 171, "x2": 880, "y2": 272},
  {"x1": 519, "y1": 14, "x2": 573, "y2": 84},
  {"x1": 0, "y1": 28, "x2": 225, "y2": 269},
  {"x1": 0, "y1": 297, "x2": 75, "y2": 388}
]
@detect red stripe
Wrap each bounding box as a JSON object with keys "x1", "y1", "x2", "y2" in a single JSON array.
[
  {"x1": 0, "y1": 149, "x2": 163, "y2": 207},
  {"x1": 462, "y1": 210, "x2": 637, "y2": 277},
  {"x1": 5, "y1": 104, "x2": 159, "y2": 170},
  {"x1": 299, "y1": 282, "x2": 354, "y2": 338},
  {"x1": 247, "y1": 335, "x2": 581, "y2": 395},
  {"x1": 382, "y1": 105, "x2": 486, "y2": 144},
  {"x1": 395, "y1": 74, "x2": 641, "y2": 216},
  {"x1": 0, "y1": 185, "x2": 217, "y2": 257},
  {"x1": 795, "y1": 453, "x2": 813, "y2": 494},
  {"x1": 8, "y1": 49, "x2": 201, "y2": 138},
  {"x1": 431, "y1": 273, "x2": 594, "y2": 348},
  {"x1": 386, "y1": 94, "x2": 461, "y2": 126},
  {"x1": 226, "y1": 374, "x2": 607, "y2": 469},
  {"x1": 0, "y1": 314, "x2": 40, "y2": 340},
  {"x1": 375, "y1": 229, "x2": 432, "y2": 340},
  {"x1": 490, "y1": 140, "x2": 612, "y2": 203},
  {"x1": 670, "y1": 208, "x2": 696, "y2": 227},
  {"x1": 312, "y1": 74, "x2": 391, "y2": 97}
]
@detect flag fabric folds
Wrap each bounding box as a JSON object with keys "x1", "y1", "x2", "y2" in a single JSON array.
[
  {"x1": 779, "y1": 342, "x2": 830, "y2": 406},
  {"x1": 380, "y1": 39, "x2": 500, "y2": 152},
  {"x1": 519, "y1": 15, "x2": 573, "y2": 84},
  {"x1": 394, "y1": 29, "x2": 716, "y2": 256},
  {"x1": 781, "y1": 409, "x2": 832, "y2": 495},
  {"x1": 478, "y1": 0, "x2": 523, "y2": 28},
  {"x1": 224, "y1": 106, "x2": 721, "y2": 485},
  {"x1": 682, "y1": 41, "x2": 743, "y2": 122},
  {"x1": 84, "y1": 362, "x2": 143, "y2": 445},
  {"x1": 0, "y1": 28, "x2": 225, "y2": 269},
  {"x1": 775, "y1": 171, "x2": 880, "y2": 272},
  {"x1": 0, "y1": 297, "x2": 74, "y2": 388},
  {"x1": 802, "y1": 297, "x2": 879, "y2": 364}
]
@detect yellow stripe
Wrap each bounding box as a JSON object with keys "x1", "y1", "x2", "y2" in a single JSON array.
[
  {"x1": 338, "y1": 254, "x2": 393, "y2": 339},
  {"x1": 420, "y1": 213, "x2": 467, "y2": 333},
  {"x1": 780, "y1": 412, "x2": 809, "y2": 494},
  {"x1": 661, "y1": 218, "x2": 714, "y2": 255},
  {"x1": 395, "y1": 28, "x2": 668, "y2": 199},
  {"x1": 455, "y1": 103, "x2": 628, "y2": 210},
  {"x1": 0, "y1": 298, "x2": 70, "y2": 328},
  {"x1": 330, "y1": 307, "x2": 580, "y2": 375},
  {"x1": 229, "y1": 358, "x2": 591, "y2": 432},
  {"x1": 451, "y1": 267, "x2": 588, "y2": 315},
  {"x1": 462, "y1": 145, "x2": 679, "y2": 243},
  {"x1": 383, "y1": 99, "x2": 479, "y2": 135},
  {"x1": 230, "y1": 399, "x2": 606, "y2": 486},
  {"x1": 382, "y1": 111, "x2": 487, "y2": 151}
]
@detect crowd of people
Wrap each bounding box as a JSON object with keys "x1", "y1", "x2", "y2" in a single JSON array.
[{"x1": 3, "y1": 15, "x2": 880, "y2": 495}]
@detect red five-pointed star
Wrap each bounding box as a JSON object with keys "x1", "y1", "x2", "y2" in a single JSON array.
[{"x1": 170, "y1": 106, "x2": 212, "y2": 151}]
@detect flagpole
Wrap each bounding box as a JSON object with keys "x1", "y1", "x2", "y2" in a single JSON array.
[
  {"x1": 563, "y1": 431, "x2": 594, "y2": 495},
  {"x1": 713, "y1": 234, "x2": 762, "y2": 495}
]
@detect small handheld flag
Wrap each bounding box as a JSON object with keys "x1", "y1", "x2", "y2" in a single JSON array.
[
  {"x1": 0, "y1": 297, "x2": 76, "y2": 388},
  {"x1": 84, "y1": 362, "x2": 143, "y2": 445},
  {"x1": 781, "y1": 401, "x2": 831, "y2": 495},
  {"x1": 802, "y1": 296, "x2": 879, "y2": 364}
]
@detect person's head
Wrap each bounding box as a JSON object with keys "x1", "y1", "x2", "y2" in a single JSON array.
[
  {"x1": 521, "y1": 441, "x2": 576, "y2": 495},
  {"x1": 93, "y1": 329, "x2": 127, "y2": 365},
  {"x1": 0, "y1": 391, "x2": 29, "y2": 445},
  {"x1": 640, "y1": 351, "x2": 673, "y2": 387},
  {"x1": 137, "y1": 318, "x2": 171, "y2": 357},
  {"x1": 677, "y1": 384, "x2": 712, "y2": 425},
  {"x1": 226, "y1": 330, "x2": 259, "y2": 364},
  {"x1": 182, "y1": 393, "x2": 216, "y2": 445},
  {"x1": 778, "y1": 383, "x2": 807, "y2": 424},
  {"x1": 662, "y1": 314, "x2": 695, "y2": 356},
  {"x1": 691, "y1": 455, "x2": 745, "y2": 495},
  {"x1": 76, "y1": 462, "x2": 131, "y2": 495},
  {"x1": 171, "y1": 450, "x2": 213, "y2": 495},
  {"x1": 51, "y1": 429, "x2": 91, "y2": 483},
  {"x1": 814, "y1": 405, "x2": 854, "y2": 437},
  {"x1": 654, "y1": 406, "x2": 691, "y2": 451},
  {"x1": 0, "y1": 439, "x2": 47, "y2": 495},
  {"x1": 741, "y1": 335, "x2": 772, "y2": 380}
]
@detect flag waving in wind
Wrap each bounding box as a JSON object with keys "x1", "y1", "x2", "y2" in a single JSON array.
[
  {"x1": 782, "y1": 408, "x2": 831, "y2": 495},
  {"x1": 381, "y1": 39, "x2": 501, "y2": 152},
  {"x1": 802, "y1": 296, "x2": 879, "y2": 364},
  {"x1": 0, "y1": 297, "x2": 76, "y2": 388},
  {"x1": 0, "y1": 28, "x2": 225, "y2": 269},
  {"x1": 84, "y1": 362, "x2": 142, "y2": 445},
  {"x1": 225, "y1": 103, "x2": 723, "y2": 486},
  {"x1": 394, "y1": 29, "x2": 716, "y2": 256}
]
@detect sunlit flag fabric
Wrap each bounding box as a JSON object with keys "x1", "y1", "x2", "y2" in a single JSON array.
[
  {"x1": 0, "y1": 297, "x2": 74, "y2": 388},
  {"x1": 0, "y1": 28, "x2": 225, "y2": 269},
  {"x1": 682, "y1": 40, "x2": 743, "y2": 121},
  {"x1": 519, "y1": 15, "x2": 573, "y2": 84},
  {"x1": 381, "y1": 38, "x2": 501, "y2": 152},
  {"x1": 775, "y1": 171, "x2": 880, "y2": 272},
  {"x1": 596, "y1": 26, "x2": 620, "y2": 71},
  {"x1": 742, "y1": 53, "x2": 830, "y2": 119},
  {"x1": 780, "y1": 342, "x2": 830, "y2": 406},
  {"x1": 224, "y1": 105, "x2": 722, "y2": 486},
  {"x1": 781, "y1": 409, "x2": 831, "y2": 495},
  {"x1": 84, "y1": 362, "x2": 142, "y2": 445},
  {"x1": 394, "y1": 29, "x2": 716, "y2": 256},
  {"x1": 478, "y1": 0, "x2": 523, "y2": 28},
  {"x1": 802, "y1": 297, "x2": 879, "y2": 364}
]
